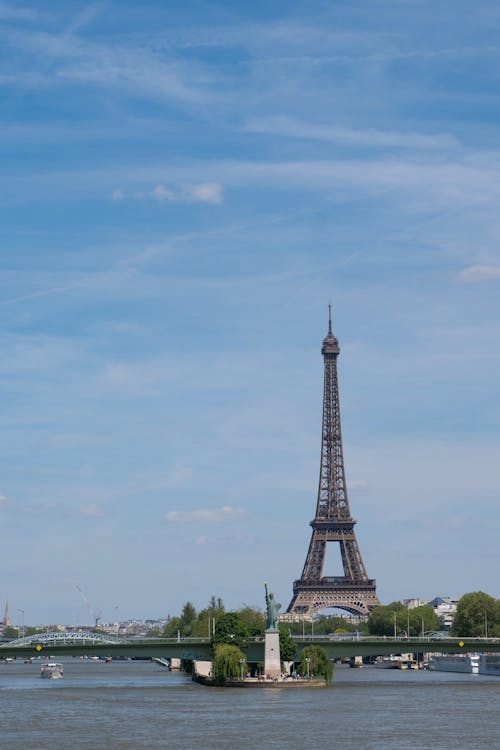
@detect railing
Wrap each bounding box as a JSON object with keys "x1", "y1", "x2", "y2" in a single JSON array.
[
  {"x1": 294, "y1": 577, "x2": 377, "y2": 588},
  {"x1": 291, "y1": 634, "x2": 500, "y2": 643}
]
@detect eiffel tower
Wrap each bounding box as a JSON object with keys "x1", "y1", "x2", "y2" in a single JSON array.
[{"x1": 286, "y1": 308, "x2": 380, "y2": 618}]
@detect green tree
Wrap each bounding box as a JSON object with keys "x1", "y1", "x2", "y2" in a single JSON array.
[
  {"x1": 367, "y1": 602, "x2": 406, "y2": 636},
  {"x1": 212, "y1": 643, "x2": 247, "y2": 684},
  {"x1": 180, "y1": 602, "x2": 197, "y2": 634},
  {"x1": 162, "y1": 616, "x2": 182, "y2": 638},
  {"x1": 311, "y1": 615, "x2": 357, "y2": 635},
  {"x1": 2, "y1": 626, "x2": 20, "y2": 639},
  {"x1": 162, "y1": 601, "x2": 198, "y2": 638},
  {"x1": 368, "y1": 602, "x2": 440, "y2": 637},
  {"x1": 278, "y1": 625, "x2": 297, "y2": 663},
  {"x1": 24, "y1": 627, "x2": 44, "y2": 637},
  {"x1": 451, "y1": 592, "x2": 500, "y2": 637},
  {"x1": 299, "y1": 645, "x2": 333, "y2": 683},
  {"x1": 238, "y1": 606, "x2": 265, "y2": 637},
  {"x1": 409, "y1": 605, "x2": 440, "y2": 636},
  {"x1": 285, "y1": 615, "x2": 356, "y2": 636},
  {"x1": 212, "y1": 612, "x2": 249, "y2": 650}
]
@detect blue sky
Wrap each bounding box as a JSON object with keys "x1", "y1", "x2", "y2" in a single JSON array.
[{"x1": 1, "y1": 0, "x2": 499, "y2": 625}]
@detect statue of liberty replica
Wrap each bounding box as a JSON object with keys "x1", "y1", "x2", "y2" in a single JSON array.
[
  {"x1": 264, "y1": 583, "x2": 281, "y2": 676},
  {"x1": 265, "y1": 583, "x2": 281, "y2": 630}
]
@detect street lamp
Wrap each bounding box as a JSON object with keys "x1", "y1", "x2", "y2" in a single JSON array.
[
  {"x1": 305, "y1": 657, "x2": 311, "y2": 679},
  {"x1": 239, "y1": 658, "x2": 245, "y2": 680},
  {"x1": 421, "y1": 618, "x2": 425, "y2": 639},
  {"x1": 393, "y1": 611, "x2": 397, "y2": 638},
  {"x1": 485, "y1": 612, "x2": 488, "y2": 638},
  {"x1": 17, "y1": 609, "x2": 25, "y2": 638}
]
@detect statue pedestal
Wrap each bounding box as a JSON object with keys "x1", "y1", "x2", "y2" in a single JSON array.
[{"x1": 264, "y1": 629, "x2": 281, "y2": 677}]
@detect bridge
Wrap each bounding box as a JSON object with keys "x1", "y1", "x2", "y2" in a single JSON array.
[{"x1": 2, "y1": 632, "x2": 500, "y2": 662}]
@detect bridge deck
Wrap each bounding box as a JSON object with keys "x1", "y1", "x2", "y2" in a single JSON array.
[{"x1": 2, "y1": 636, "x2": 500, "y2": 661}]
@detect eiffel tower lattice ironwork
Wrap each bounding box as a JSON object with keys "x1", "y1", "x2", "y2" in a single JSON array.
[{"x1": 286, "y1": 308, "x2": 380, "y2": 618}]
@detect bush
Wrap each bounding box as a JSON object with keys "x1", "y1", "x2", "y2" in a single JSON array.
[
  {"x1": 212, "y1": 644, "x2": 247, "y2": 685},
  {"x1": 299, "y1": 645, "x2": 333, "y2": 683}
]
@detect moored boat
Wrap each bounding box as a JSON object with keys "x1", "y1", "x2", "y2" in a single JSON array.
[
  {"x1": 374, "y1": 656, "x2": 401, "y2": 669},
  {"x1": 40, "y1": 662, "x2": 64, "y2": 679},
  {"x1": 428, "y1": 654, "x2": 479, "y2": 674},
  {"x1": 479, "y1": 655, "x2": 500, "y2": 676}
]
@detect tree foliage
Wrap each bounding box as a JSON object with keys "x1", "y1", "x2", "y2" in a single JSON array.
[
  {"x1": 367, "y1": 602, "x2": 405, "y2": 636},
  {"x1": 212, "y1": 644, "x2": 246, "y2": 684},
  {"x1": 2, "y1": 626, "x2": 20, "y2": 639},
  {"x1": 451, "y1": 592, "x2": 500, "y2": 637},
  {"x1": 299, "y1": 645, "x2": 333, "y2": 683},
  {"x1": 162, "y1": 596, "x2": 225, "y2": 638},
  {"x1": 286, "y1": 614, "x2": 358, "y2": 636},
  {"x1": 278, "y1": 625, "x2": 297, "y2": 663},
  {"x1": 212, "y1": 612, "x2": 249, "y2": 650},
  {"x1": 237, "y1": 606, "x2": 265, "y2": 637},
  {"x1": 367, "y1": 602, "x2": 439, "y2": 636}
]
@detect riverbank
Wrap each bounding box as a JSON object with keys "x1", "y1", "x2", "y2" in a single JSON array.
[{"x1": 192, "y1": 674, "x2": 328, "y2": 688}]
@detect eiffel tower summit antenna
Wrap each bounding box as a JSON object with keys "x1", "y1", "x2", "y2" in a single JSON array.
[{"x1": 285, "y1": 307, "x2": 380, "y2": 618}]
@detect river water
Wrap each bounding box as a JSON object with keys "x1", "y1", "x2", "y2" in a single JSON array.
[{"x1": 1, "y1": 659, "x2": 499, "y2": 749}]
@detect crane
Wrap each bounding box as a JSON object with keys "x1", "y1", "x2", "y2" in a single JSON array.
[{"x1": 75, "y1": 585, "x2": 102, "y2": 628}]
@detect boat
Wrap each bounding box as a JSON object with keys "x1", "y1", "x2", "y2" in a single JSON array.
[
  {"x1": 399, "y1": 660, "x2": 419, "y2": 670},
  {"x1": 374, "y1": 656, "x2": 402, "y2": 669},
  {"x1": 479, "y1": 655, "x2": 500, "y2": 676},
  {"x1": 40, "y1": 662, "x2": 64, "y2": 679},
  {"x1": 428, "y1": 654, "x2": 479, "y2": 674},
  {"x1": 152, "y1": 657, "x2": 170, "y2": 669}
]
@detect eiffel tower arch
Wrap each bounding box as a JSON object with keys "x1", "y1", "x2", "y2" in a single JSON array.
[{"x1": 286, "y1": 309, "x2": 380, "y2": 619}]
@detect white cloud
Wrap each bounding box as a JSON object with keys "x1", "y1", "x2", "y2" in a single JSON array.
[
  {"x1": 111, "y1": 188, "x2": 125, "y2": 201},
  {"x1": 183, "y1": 182, "x2": 223, "y2": 204},
  {"x1": 151, "y1": 184, "x2": 176, "y2": 202},
  {"x1": 456, "y1": 265, "x2": 500, "y2": 283},
  {"x1": 110, "y1": 182, "x2": 224, "y2": 205},
  {"x1": 79, "y1": 503, "x2": 104, "y2": 518},
  {"x1": 164, "y1": 505, "x2": 246, "y2": 523},
  {"x1": 152, "y1": 182, "x2": 223, "y2": 204},
  {"x1": 0, "y1": 494, "x2": 8, "y2": 508}
]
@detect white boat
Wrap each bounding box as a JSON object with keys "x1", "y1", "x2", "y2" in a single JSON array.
[
  {"x1": 479, "y1": 655, "x2": 500, "y2": 676},
  {"x1": 428, "y1": 654, "x2": 479, "y2": 674},
  {"x1": 41, "y1": 662, "x2": 64, "y2": 679}
]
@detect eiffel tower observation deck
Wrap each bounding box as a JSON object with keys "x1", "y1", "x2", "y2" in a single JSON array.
[{"x1": 285, "y1": 308, "x2": 380, "y2": 619}]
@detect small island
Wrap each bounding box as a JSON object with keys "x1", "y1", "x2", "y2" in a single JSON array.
[{"x1": 192, "y1": 584, "x2": 332, "y2": 687}]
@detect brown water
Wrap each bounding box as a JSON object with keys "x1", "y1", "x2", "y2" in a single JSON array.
[{"x1": 1, "y1": 660, "x2": 499, "y2": 749}]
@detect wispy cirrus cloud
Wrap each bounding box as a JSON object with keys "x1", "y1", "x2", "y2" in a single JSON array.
[
  {"x1": 456, "y1": 265, "x2": 500, "y2": 283},
  {"x1": 3, "y1": 24, "x2": 210, "y2": 104},
  {"x1": 245, "y1": 116, "x2": 458, "y2": 151},
  {"x1": 0, "y1": 3, "x2": 37, "y2": 22},
  {"x1": 111, "y1": 182, "x2": 223, "y2": 204},
  {"x1": 165, "y1": 505, "x2": 246, "y2": 523}
]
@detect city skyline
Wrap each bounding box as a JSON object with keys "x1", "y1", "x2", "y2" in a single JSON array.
[{"x1": 1, "y1": 1, "x2": 499, "y2": 623}]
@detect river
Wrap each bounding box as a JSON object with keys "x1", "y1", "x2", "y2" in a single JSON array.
[{"x1": 1, "y1": 659, "x2": 499, "y2": 749}]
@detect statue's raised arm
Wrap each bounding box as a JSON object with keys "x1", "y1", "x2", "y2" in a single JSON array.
[{"x1": 264, "y1": 583, "x2": 281, "y2": 630}]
